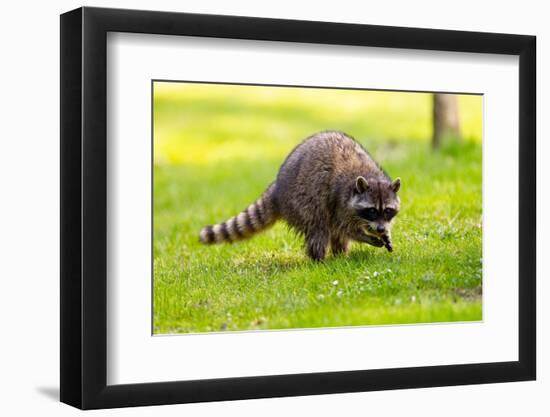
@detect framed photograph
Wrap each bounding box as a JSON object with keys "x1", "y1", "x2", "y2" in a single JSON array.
[{"x1": 60, "y1": 6, "x2": 536, "y2": 409}]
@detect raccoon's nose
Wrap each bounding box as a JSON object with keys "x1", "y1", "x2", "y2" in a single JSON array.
[{"x1": 376, "y1": 225, "x2": 386, "y2": 234}]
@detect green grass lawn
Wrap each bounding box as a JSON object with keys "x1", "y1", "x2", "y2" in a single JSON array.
[{"x1": 153, "y1": 83, "x2": 483, "y2": 334}]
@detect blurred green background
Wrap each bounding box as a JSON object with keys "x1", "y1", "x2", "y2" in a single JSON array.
[{"x1": 153, "y1": 82, "x2": 483, "y2": 334}]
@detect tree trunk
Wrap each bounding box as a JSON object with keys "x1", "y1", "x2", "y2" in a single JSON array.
[{"x1": 432, "y1": 94, "x2": 461, "y2": 148}]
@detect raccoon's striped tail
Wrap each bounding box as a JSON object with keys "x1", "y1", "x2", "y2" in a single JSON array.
[{"x1": 199, "y1": 183, "x2": 279, "y2": 245}]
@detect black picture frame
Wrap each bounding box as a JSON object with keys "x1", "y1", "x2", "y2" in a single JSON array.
[{"x1": 60, "y1": 6, "x2": 536, "y2": 410}]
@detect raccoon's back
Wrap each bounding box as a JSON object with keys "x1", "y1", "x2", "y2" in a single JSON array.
[
  {"x1": 275, "y1": 131, "x2": 378, "y2": 196},
  {"x1": 273, "y1": 131, "x2": 380, "y2": 230}
]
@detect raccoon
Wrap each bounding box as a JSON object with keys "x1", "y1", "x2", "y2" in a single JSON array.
[{"x1": 199, "y1": 131, "x2": 401, "y2": 261}]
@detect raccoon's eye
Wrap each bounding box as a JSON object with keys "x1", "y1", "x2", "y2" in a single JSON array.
[
  {"x1": 359, "y1": 208, "x2": 379, "y2": 221},
  {"x1": 384, "y1": 208, "x2": 396, "y2": 219}
]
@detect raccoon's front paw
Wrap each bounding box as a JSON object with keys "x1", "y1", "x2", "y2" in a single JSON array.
[
  {"x1": 306, "y1": 231, "x2": 329, "y2": 261},
  {"x1": 362, "y1": 235, "x2": 385, "y2": 248},
  {"x1": 381, "y1": 234, "x2": 393, "y2": 252}
]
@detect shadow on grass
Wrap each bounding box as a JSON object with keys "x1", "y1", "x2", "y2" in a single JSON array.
[
  {"x1": 345, "y1": 248, "x2": 378, "y2": 263},
  {"x1": 228, "y1": 251, "x2": 307, "y2": 275},
  {"x1": 225, "y1": 244, "x2": 384, "y2": 276}
]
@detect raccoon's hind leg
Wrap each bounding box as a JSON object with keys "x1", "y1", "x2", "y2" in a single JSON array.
[
  {"x1": 330, "y1": 235, "x2": 350, "y2": 256},
  {"x1": 305, "y1": 229, "x2": 330, "y2": 261}
]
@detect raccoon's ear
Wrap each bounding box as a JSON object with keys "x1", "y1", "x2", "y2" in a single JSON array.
[
  {"x1": 391, "y1": 177, "x2": 401, "y2": 193},
  {"x1": 355, "y1": 176, "x2": 369, "y2": 194}
]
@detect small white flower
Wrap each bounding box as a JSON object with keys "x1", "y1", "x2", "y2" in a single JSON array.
[
  {"x1": 373, "y1": 271, "x2": 379, "y2": 277},
  {"x1": 332, "y1": 280, "x2": 339, "y2": 286},
  {"x1": 411, "y1": 295, "x2": 416, "y2": 302},
  {"x1": 386, "y1": 268, "x2": 392, "y2": 273},
  {"x1": 337, "y1": 290, "x2": 344, "y2": 297},
  {"x1": 318, "y1": 294, "x2": 325, "y2": 300}
]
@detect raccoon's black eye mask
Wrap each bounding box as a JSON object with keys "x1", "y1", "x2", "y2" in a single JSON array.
[
  {"x1": 383, "y1": 208, "x2": 397, "y2": 220},
  {"x1": 358, "y1": 207, "x2": 397, "y2": 221},
  {"x1": 358, "y1": 208, "x2": 379, "y2": 221}
]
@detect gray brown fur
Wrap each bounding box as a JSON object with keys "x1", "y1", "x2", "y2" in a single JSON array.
[{"x1": 199, "y1": 131, "x2": 401, "y2": 261}]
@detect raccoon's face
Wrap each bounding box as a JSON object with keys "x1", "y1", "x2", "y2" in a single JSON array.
[{"x1": 349, "y1": 176, "x2": 401, "y2": 236}]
